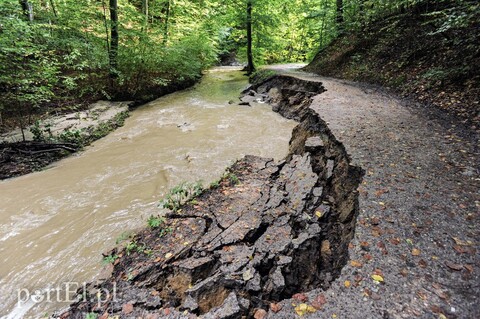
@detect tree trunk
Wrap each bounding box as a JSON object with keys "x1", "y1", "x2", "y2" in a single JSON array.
[
  {"x1": 336, "y1": 0, "x2": 343, "y2": 26},
  {"x1": 49, "y1": 0, "x2": 58, "y2": 18},
  {"x1": 19, "y1": 0, "x2": 34, "y2": 21},
  {"x1": 109, "y1": 0, "x2": 119, "y2": 80},
  {"x1": 143, "y1": 0, "x2": 149, "y2": 25},
  {"x1": 163, "y1": 0, "x2": 170, "y2": 44},
  {"x1": 245, "y1": 0, "x2": 255, "y2": 75}
]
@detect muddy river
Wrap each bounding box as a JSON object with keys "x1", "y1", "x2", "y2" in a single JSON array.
[{"x1": 0, "y1": 67, "x2": 296, "y2": 318}]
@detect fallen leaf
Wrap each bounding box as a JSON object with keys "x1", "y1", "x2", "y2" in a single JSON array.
[
  {"x1": 452, "y1": 237, "x2": 472, "y2": 246},
  {"x1": 418, "y1": 259, "x2": 427, "y2": 268},
  {"x1": 315, "y1": 211, "x2": 323, "y2": 218},
  {"x1": 400, "y1": 268, "x2": 408, "y2": 277},
  {"x1": 293, "y1": 305, "x2": 312, "y2": 317},
  {"x1": 464, "y1": 264, "x2": 473, "y2": 273},
  {"x1": 254, "y1": 309, "x2": 267, "y2": 319},
  {"x1": 292, "y1": 293, "x2": 308, "y2": 302},
  {"x1": 270, "y1": 303, "x2": 282, "y2": 313},
  {"x1": 122, "y1": 303, "x2": 134, "y2": 314},
  {"x1": 294, "y1": 303, "x2": 314, "y2": 316},
  {"x1": 373, "y1": 268, "x2": 383, "y2": 276},
  {"x1": 371, "y1": 274, "x2": 384, "y2": 282},
  {"x1": 351, "y1": 260, "x2": 363, "y2": 267},
  {"x1": 433, "y1": 288, "x2": 449, "y2": 300},
  {"x1": 165, "y1": 252, "x2": 173, "y2": 259},
  {"x1": 453, "y1": 245, "x2": 466, "y2": 254},
  {"x1": 371, "y1": 227, "x2": 381, "y2": 237},
  {"x1": 430, "y1": 305, "x2": 443, "y2": 313},
  {"x1": 444, "y1": 261, "x2": 463, "y2": 271},
  {"x1": 363, "y1": 253, "x2": 373, "y2": 261},
  {"x1": 311, "y1": 294, "x2": 326, "y2": 310},
  {"x1": 344, "y1": 280, "x2": 351, "y2": 288},
  {"x1": 389, "y1": 237, "x2": 401, "y2": 245},
  {"x1": 412, "y1": 248, "x2": 421, "y2": 256},
  {"x1": 416, "y1": 290, "x2": 427, "y2": 300}
]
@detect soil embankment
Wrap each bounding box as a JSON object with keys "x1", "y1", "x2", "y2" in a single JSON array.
[{"x1": 58, "y1": 75, "x2": 363, "y2": 318}]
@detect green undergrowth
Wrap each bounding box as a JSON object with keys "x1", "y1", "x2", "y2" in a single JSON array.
[
  {"x1": 305, "y1": 0, "x2": 480, "y2": 125},
  {"x1": 31, "y1": 110, "x2": 129, "y2": 148}
]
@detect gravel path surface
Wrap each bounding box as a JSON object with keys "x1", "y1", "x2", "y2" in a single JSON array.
[{"x1": 269, "y1": 70, "x2": 479, "y2": 319}]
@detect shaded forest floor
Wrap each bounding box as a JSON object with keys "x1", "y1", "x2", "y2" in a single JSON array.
[{"x1": 305, "y1": 1, "x2": 480, "y2": 132}]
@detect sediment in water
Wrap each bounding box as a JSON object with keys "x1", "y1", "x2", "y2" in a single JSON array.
[{"x1": 58, "y1": 75, "x2": 363, "y2": 318}]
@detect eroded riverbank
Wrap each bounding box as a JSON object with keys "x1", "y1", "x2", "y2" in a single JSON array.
[
  {"x1": 0, "y1": 67, "x2": 296, "y2": 318},
  {"x1": 58, "y1": 75, "x2": 363, "y2": 318}
]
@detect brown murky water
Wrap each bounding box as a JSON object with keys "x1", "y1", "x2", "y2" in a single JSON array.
[{"x1": 0, "y1": 67, "x2": 296, "y2": 318}]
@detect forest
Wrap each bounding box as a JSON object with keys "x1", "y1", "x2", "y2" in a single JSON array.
[{"x1": 2, "y1": 0, "x2": 477, "y2": 131}]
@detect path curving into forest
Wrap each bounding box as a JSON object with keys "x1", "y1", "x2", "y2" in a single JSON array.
[{"x1": 266, "y1": 67, "x2": 479, "y2": 318}]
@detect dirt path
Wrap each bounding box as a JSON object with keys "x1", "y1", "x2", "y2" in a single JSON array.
[{"x1": 270, "y1": 70, "x2": 479, "y2": 318}]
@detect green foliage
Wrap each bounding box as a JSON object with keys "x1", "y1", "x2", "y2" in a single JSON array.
[
  {"x1": 147, "y1": 215, "x2": 173, "y2": 237},
  {"x1": 159, "y1": 226, "x2": 173, "y2": 238},
  {"x1": 115, "y1": 231, "x2": 132, "y2": 244},
  {"x1": 102, "y1": 253, "x2": 119, "y2": 265},
  {"x1": 159, "y1": 181, "x2": 204, "y2": 213},
  {"x1": 85, "y1": 314, "x2": 97, "y2": 319},
  {"x1": 147, "y1": 216, "x2": 166, "y2": 228},
  {"x1": 125, "y1": 240, "x2": 147, "y2": 255},
  {"x1": 209, "y1": 180, "x2": 220, "y2": 189},
  {"x1": 58, "y1": 129, "x2": 83, "y2": 145},
  {"x1": 30, "y1": 120, "x2": 52, "y2": 141},
  {"x1": 224, "y1": 172, "x2": 240, "y2": 185}
]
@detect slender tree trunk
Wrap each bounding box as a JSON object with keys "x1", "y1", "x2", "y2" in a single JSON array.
[
  {"x1": 336, "y1": 0, "x2": 343, "y2": 29},
  {"x1": 109, "y1": 0, "x2": 119, "y2": 80},
  {"x1": 245, "y1": 0, "x2": 255, "y2": 75},
  {"x1": 163, "y1": 0, "x2": 170, "y2": 44},
  {"x1": 19, "y1": 0, "x2": 34, "y2": 21},
  {"x1": 49, "y1": 0, "x2": 58, "y2": 18},
  {"x1": 143, "y1": 0, "x2": 149, "y2": 27},
  {"x1": 101, "y1": 0, "x2": 110, "y2": 54}
]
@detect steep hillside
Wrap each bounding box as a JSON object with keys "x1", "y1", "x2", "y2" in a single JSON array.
[{"x1": 305, "y1": 1, "x2": 479, "y2": 130}]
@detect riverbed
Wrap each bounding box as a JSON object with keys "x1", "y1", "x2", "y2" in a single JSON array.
[{"x1": 0, "y1": 67, "x2": 296, "y2": 318}]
